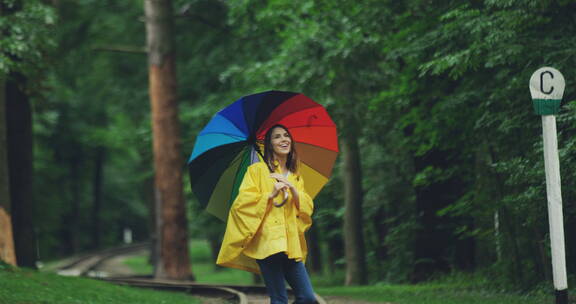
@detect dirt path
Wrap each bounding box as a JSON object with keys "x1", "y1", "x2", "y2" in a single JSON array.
[{"x1": 92, "y1": 248, "x2": 146, "y2": 277}]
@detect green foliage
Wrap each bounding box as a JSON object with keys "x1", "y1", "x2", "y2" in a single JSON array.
[{"x1": 0, "y1": 0, "x2": 57, "y2": 75}]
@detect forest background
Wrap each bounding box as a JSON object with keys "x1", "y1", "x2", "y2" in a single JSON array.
[{"x1": 2, "y1": 0, "x2": 576, "y2": 293}]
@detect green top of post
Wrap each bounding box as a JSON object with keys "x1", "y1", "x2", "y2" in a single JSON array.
[{"x1": 529, "y1": 67, "x2": 565, "y2": 115}]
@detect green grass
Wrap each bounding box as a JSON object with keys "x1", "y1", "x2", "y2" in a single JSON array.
[
  {"x1": 123, "y1": 255, "x2": 153, "y2": 274},
  {"x1": 312, "y1": 271, "x2": 556, "y2": 303},
  {"x1": 0, "y1": 264, "x2": 201, "y2": 304},
  {"x1": 316, "y1": 284, "x2": 552, "y2": 304}
]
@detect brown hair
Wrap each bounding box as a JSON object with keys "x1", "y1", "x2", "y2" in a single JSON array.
[{"x1": 263, "y1": 124, "x2": 299, "y2": 174}]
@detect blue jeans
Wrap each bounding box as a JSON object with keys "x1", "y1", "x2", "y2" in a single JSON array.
[{"x1": 256, "y1": 253, "x2": 317, "y2": 304}]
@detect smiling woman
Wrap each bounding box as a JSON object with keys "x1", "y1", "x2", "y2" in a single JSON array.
[
  {"x1": 217, "y1": 124, "x2": 319, "y2": 304},
  {"x1": 187, "y1": 91, "x2": 337, "y2": 304}
]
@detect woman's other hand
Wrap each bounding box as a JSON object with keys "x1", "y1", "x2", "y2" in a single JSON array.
[
  {"x1": 270, "y1": 173, "x2": 295, "y2": 191},
  {"x1": 270, "y1": 173, "x2": 299, "y2": 209},
  {"x1": 269, "y1": 181, "x2": 288, "y2": 200}
]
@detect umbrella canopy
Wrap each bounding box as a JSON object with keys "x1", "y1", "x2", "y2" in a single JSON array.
[{"x1": 188, "y1": 91, "x2": 338, "y2": 221}]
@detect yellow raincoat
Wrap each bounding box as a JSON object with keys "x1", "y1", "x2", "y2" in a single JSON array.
[{"x1": 216, "y1": 162, "x2": 314, "y2": 274}]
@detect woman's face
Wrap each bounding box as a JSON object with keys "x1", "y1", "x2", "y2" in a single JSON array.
[{"x1": 270, "y1": 127, "x2": 292, "y2": 157}]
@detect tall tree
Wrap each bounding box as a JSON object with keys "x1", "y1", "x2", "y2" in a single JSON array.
[
  {"x1": 0, "y1": 0, "x2": 52, "y2": 268},
  {"x1": 341, "y1": 115, "x2": 367, "y2": 285},
  {"x1": 91, "y1": 146, "x2": 105, "y2": 249},
  {"x1": 0, "y1": 75, "x2": 16, "y2": 266},
  {"x1": 6, "y1": 74, "x2": 36, "y2": 268},
  {"x1": 144, "y1": 0, "x2": 192, "y2": 280}
]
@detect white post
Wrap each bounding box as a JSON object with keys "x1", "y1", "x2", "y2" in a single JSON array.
[
  {"x1": 542, "y1": 115, "x2": 567, "y2": 291},
  {"x1": 530, "y1": 67, "x2": 567, "y2": 304},
  {"x1": 123, "y1": 228, "x2": 133, "y2": 244}
]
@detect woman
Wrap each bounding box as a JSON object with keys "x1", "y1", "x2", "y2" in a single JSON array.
[{"x1": 217, "y1": 124, "x2": 317, "y2": 304}]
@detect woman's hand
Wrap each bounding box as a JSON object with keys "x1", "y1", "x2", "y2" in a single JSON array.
[
  {"x1": 270, "y1": 173, "x2": 295, "y2": 192},
  {"x1": 270, "y1": 173, "x2": 299, "y2": 209},
  {"x1": 269, "y1": 181, "x2": 289, "y2": 200}
]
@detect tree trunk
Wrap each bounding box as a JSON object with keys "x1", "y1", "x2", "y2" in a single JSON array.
[
  {"x1": 373, "y1": 205, "x2": 387, "y2": 277},
  {"x1": 153, "y1": 184, "x2": 162, "y2": 274},
  {"x1": 307, "y1": 224, "x2": 323, "y2": 274},
  {"x1": 489, "y1": 146, "x2": 525, "y2": 285},
  {"x1": 144, "y1": 174, "x2": 157, "y2": 266},
  {"x1": 454, "y1": 219, "x2": 476, "y2": 271},
  {"x1": 494, "y1": 210, "x2": 501, "y2": 261},
  {"x1": 501, "y1": 206, "x2": 524, "y2": 286},
  {"x1": 0, "y1": 76, "x2": 17, "y2": 266},
  {"x1": 208, "y1": 237, "x2": 221, "y2": 270},
  {"x1": 6, "y1": 75, "x2": 36, "y2": 268},
  {"x1": 342, "y1": 122, "x2": 367, "y2": 285},
  {"x1": 144, "y1": 0, "x2": 192, "y2": 280},
  {"x1": 534, "y1": 225, "x2": 552, "y2": 283},
  {"x1": 91, "y1": 147, "x2": 105, "y2": 249},
  {"x1": 326, "y1": 226, "x2": 344, "y2": 274},
  {"x1": 68, "y1": 159, "x2": 82, "y2": 254},
  {"x1": 475, "y1": 142, "x2": 500, "y2": 266}
]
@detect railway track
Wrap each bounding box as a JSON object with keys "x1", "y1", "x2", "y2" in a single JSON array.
[
  {"x1": 52, "y1": 243, "x2": 149, "y2": 277},
  {"x1": 50, "y1": 244, "x2": 327, "y2": 304},
  {"x1": 104, "y1": 277, "x2": 251, "y2": 304}
]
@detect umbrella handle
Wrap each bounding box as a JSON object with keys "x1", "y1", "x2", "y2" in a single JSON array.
[{"x1": 273, "y1": 189, "x2": 289, "y2": 207}]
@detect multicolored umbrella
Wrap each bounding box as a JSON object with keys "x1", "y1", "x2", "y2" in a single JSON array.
[{"x1": 188, "y1": 91, "x2": 338, "y2": 221}]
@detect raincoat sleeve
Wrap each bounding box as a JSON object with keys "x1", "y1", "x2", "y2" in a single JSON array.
[
  {"x1": 216, "y1": 163, "x2": 271, "y2": 273},
  {"x1": 295, "y1": 175, "x2": 314, "y2": 233},
  {"x1": 227, "y1": 164, "x2": 271, "y2": 246}
]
